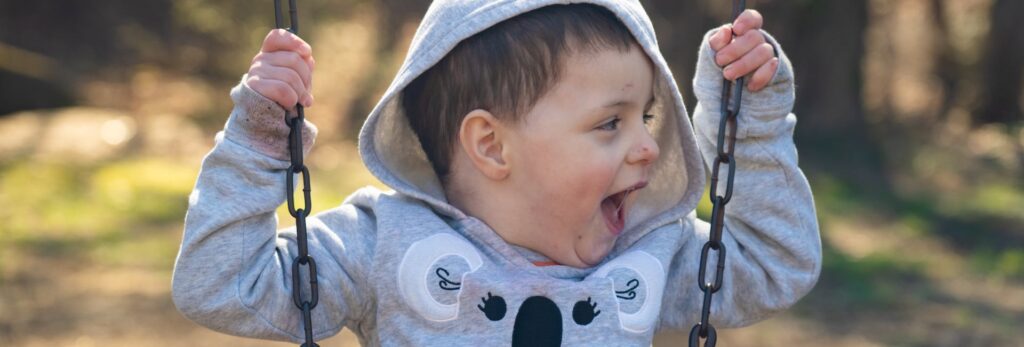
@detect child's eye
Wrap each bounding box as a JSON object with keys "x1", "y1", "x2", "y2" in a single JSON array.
[
  {"x1": 597, "y1": 117, "x2": 621, "y2": 131},
  {"x1": 643, "y1": 114, "x2": 656, "y2": 125}
]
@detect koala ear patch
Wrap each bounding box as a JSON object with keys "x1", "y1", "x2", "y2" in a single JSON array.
[
  {"x1": 588, "y1": 251, "x2": 666, "y2": 333},
  {"x1": 397, "y1": 233, "x2": 484, "y2": 322}
]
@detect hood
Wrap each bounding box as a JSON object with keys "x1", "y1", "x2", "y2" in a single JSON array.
[{"x1": 357, "y1": 0, "x2": 706, "y2": 252}]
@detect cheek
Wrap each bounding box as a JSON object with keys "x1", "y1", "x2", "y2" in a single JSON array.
[{"x1": 524, "y1": 139, "x2": 617, "y2": 209}]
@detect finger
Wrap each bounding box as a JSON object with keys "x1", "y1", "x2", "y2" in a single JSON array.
[
  {"x1": 247, "y1": 77, "x2": 299, "y2": 109},
  {"x1": 731, "y1": 9, "x2": 763, "y2": 36},
  {"x1": 709, "y1": 24, "x2": 733, "y2": 52},
  {"x1": 260, "y1": 30, "x2": 316, "y2": 71},
  {"x1": 715, "y1": 29, "x2": 767, "y2": 67},
  {"x1": 723, "y1": 42, "x2": 774, "y2": 81},
  {"x1": 747, "y1": 57, "x2": 779, "y2": 91},
  {"x1": 253, "y1": 51, "x2": 312, "y2": 90},
  {"x1": 251, "y1": 64, "x2": 307, "y2": 106},
  {"x1": 260, "y1": 29, "x2": 313, "y2": 59},
  {"x1": 253, "y1": 62, "x2": 305, "y2": 97}
]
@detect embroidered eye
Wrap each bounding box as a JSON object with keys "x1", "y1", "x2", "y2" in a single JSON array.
[
  {"x1": 572, "y1": 297, "x2": 601, "y2": 326},
  {"x1": 615, "y1": 278, "x2": 640, "y2": 300},
  {"x1": 477, "y1": 292, "x2": 507, "y2": 321},
  {"x1": 435, "y1": 267, "x2": 461, "y2": 291}
]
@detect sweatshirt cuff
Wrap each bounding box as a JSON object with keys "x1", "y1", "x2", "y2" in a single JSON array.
[
  {"x1": 223, "y1": 74, "x2": 317, "y2": 162},
  {"x1": 693, "y1": 28, "x2": 795, "y2": 139}
]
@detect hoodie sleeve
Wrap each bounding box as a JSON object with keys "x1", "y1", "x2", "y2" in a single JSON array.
[
  {"x1": 171, "y1": 79, "x2": 378, "y2": 342},
  {"x1": 659, "y1": 29, "x2": 822, "y2": 330}
]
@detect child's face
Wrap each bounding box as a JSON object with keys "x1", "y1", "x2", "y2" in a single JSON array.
[{"x1": 503, "y1": 44, "x2": 659, "y2": 267}]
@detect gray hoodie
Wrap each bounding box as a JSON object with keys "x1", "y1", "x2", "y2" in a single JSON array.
[{"x1": 171, "y1": 0, "x2": 821, "y2": 345}]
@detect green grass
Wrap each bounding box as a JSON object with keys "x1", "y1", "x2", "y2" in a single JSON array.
[
  {"x1": 91, "y1": 159, "x2": 198, "y2": 224},
  {"x1": 962, "y1": 183, "x2": 1024, "y2": 220},
  {"x1": 970, "y1": 248, "x2": 1024, "y2": 282},
  {"x1": 819, "y1": 249, "x2": 928, "y2": 307},
  {"x1": 0, "y1": 158, "x2": 197, "y2": 272},
  {"x1": 0, "y1": 159, "x2": 196, "y2": 240}
]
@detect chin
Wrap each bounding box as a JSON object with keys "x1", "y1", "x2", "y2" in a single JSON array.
[{"x1": 577, "y1": 243, "x2": 614, "y2": 267}]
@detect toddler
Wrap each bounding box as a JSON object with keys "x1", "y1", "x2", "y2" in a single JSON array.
[{"x1": 172, "y1": 0, "x2": 821, "y2": 345}]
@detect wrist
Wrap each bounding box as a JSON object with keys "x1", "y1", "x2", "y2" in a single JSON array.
[{"x1": 224, "y1": 75, "x2": 317, "y2": 161}]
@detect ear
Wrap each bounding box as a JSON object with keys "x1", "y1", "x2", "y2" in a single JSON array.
[{"x1": 458, "y1": 109, "x2": 510, "y2": 180}]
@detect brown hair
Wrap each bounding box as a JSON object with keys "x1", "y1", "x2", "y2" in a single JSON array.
[{"x1": 401, "y1": 4, "x2": 637, "y2": 183}]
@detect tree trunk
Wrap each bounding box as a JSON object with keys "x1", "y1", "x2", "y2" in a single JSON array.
[{"x1": 974, "y1": 0, "x2": 1024, "y2": 125}]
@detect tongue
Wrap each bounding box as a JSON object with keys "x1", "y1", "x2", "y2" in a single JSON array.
[{"x1": 601, "y1": 195, "x2": 625, "y2": 236}]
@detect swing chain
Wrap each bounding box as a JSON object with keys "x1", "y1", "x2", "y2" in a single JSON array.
[
  {"x1": 276, "y1": 0, "x2": 319, "y2": 346},
  {"x1": 689, "y1": 1, "x2": 745, "y2": 347}
]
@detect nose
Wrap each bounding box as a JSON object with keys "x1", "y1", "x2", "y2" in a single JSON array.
[{"x1": 626, "y1": 129, "x2": 660, "y2": 166}]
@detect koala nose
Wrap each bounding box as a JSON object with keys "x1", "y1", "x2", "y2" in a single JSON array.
[{"x1": 512, "y1": 296, "x2": 562, "y2": 347}]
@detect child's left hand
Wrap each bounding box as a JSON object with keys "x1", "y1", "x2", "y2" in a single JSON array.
[{"x1": 709, "y1": 9, "x2": 778, "y2": 92}]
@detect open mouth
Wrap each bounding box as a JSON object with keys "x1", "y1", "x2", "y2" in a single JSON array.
[{"x1": 600, "y1": 181, "x2": 648, "y2": 236}]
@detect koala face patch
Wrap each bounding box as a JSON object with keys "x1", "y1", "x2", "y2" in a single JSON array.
[{"x1": 397, "y1": 233, "x2": 666, "y2": 344}]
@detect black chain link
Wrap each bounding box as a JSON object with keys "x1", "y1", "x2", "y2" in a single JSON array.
[
  {"x1": 275, "y1": 0, "x2": 319, "y2": 346},
  {"x1": 689, "y1": 1, "x2": 746, "y2": 346}
]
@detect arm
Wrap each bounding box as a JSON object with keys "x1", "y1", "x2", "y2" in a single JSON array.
[
  {"x1": 171, "y1": 80, "x2": 377, "y2": 342},
  {"x1": 660, "y1": 28, "x2": 821, "y2": 330}
]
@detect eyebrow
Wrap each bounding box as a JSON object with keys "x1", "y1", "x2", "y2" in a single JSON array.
[{"x1": 603, "y1": 96, "x2": 657, "y2": 111}]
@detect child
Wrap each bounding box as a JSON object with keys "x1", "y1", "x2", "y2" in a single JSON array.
[{"x1": 172, "y1": 0, "x2": 821, "y2": 345}]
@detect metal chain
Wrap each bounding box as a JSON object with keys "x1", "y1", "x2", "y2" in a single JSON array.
[
  {"x1": 689, "y1": 1, "x2": 746, "y2": 346},
  {"x1": 275, "y1": 0, "x2": 319, "y2": 346}
]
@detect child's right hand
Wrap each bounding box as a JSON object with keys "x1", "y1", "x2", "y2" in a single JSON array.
[{"x1": 246, "y1": 29, "x2": 315, "y2": 110}]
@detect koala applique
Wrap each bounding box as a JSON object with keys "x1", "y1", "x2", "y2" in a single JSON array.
[{"x1": 397, "y1": 233, "x2": 667, "y2": 346}]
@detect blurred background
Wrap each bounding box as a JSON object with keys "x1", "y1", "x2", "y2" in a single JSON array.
[{"x1": 0, "y1": 0, "x2": 1021, "y2": 346}]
